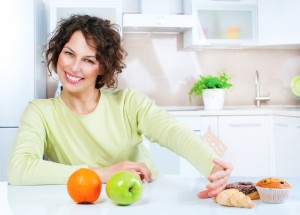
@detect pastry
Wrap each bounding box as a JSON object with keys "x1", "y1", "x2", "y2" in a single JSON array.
[
  {"x1": 256, "y1": 178, "x2": 291, "y2": 189},
  {"x1": 225, "y1": 182, "x2": 260, "y2": 200},
  {"x1": 215, "y1": 189, "x2": 254, "y2": 208},
  {"x1": 255, "y1": 178, "x2": 292, "y2": 204}
]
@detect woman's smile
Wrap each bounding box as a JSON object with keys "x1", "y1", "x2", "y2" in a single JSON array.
[{"x1": 65, "y1": 72, "x2": 84, "y2": 84}]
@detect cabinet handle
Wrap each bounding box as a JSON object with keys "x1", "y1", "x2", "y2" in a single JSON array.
[
  {"x1": 229, "y1": 123, "x2": 260, "y2": 127},
  {"x1": 274, "y1": 123, "x2": 288, "y2": 128},
  {"x1": 193, "y1": 130, "x2": 201, "y2": 135}
]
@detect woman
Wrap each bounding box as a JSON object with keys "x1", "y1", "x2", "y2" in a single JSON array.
[{"x1": 8, "y1": 15, "x2": 232, "y2": 198}]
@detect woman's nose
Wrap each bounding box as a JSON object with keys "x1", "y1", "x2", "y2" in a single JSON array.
[{"x1": 70, "y1": 58, "x2": 82, "y2": 73}]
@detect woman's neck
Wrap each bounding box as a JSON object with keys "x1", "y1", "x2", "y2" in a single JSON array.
[{"x1": 60, "y1": 89, "x2": 100, "y2": 115}]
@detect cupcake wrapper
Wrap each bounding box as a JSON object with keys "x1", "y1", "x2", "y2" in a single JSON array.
[{"x1": 256, "y1": 186, "x2": 291, "y2": 204}]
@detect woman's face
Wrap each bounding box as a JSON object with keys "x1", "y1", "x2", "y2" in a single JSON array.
[{"x1": 57, "y1": 30, "x2": 100, "y2": 94}]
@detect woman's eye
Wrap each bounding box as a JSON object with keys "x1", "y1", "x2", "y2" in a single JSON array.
[
  {"x1": 65, "y1": 51, "x2": 73, "y2": 56},
  {"x1": 85, "y1": 59, "x2": 95, "y2": 64}
]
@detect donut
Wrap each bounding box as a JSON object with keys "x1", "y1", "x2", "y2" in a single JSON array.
[{"x1": 225, "y1": 182, "x2": 260, "y2": 200}]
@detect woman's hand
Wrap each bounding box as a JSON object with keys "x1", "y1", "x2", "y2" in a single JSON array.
[
  {"x1": 90, "y1": 161, "x2": 153, "y2": 183},
  {"x1": 197, "y1": 159, "x2": 233, "y2": 199}
]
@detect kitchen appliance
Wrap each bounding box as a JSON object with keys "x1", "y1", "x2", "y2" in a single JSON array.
[{"x1": 0, "y1": 0, "x2": 47, "y2": 181}]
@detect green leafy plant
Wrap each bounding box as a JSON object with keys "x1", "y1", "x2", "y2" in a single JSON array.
[{"x1": 189, "y1": 70, "x2": 232, "y2": 99}]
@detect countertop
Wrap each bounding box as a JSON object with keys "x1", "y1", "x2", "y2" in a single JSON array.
[
  {"x1": 1, "y1": 176, "x2": 300, "y2": 215},
  {"x1": 163, "y1": 105, "x2": 300, "y2": 117}
]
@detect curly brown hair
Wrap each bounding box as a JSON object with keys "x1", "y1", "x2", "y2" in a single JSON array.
[{"x1": 45, "y1": 14, "x2": 127, "y2": 89}]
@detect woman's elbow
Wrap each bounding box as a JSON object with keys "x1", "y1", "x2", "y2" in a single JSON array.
[{"x1": 7, "y1": 159, "x2": 29, "y2": 185}]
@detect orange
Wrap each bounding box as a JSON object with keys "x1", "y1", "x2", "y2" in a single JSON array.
[{"x1": 67, "y1": 168, "x2": 102, "y2": 204}]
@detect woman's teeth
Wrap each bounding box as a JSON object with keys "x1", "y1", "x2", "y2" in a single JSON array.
[{"x1": 66, "y1": 73, "x2": 82, "y2": 82}]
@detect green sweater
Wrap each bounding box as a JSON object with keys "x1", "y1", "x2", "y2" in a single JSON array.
[{"x1": 8, "y1": 88, "x2": 218, "y2": 185}]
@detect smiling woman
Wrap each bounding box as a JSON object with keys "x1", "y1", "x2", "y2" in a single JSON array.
[
  {"x1": 56, "y1": 31, "x2": 101, "y2": 114},
  {"x1": 59, "y1": 32, "x2": 99, "y2": 91},
  {"x1": 46, "y1": 15, "x2": 126, "y2": 90},
  {"x1": 8, "y1": 14, "x2": 232, "y2": 200}
]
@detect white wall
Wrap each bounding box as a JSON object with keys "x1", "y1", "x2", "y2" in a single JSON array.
[{"x1": 118, "y1": 33, "x2": 300, "y2": 106}]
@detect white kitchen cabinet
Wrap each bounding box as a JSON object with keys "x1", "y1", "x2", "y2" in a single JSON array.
[
  {"x1": 0, "y1": 128, "x2": 17, "y2": 181},
  {"x1": 50, "y1": 0, "x2": 122, "y2": 33},
  {"x1": 183, "y1": 0, "x2": 258, "y2": 49},
  {"x1": 258, "y1": 0, "x2": 300, "y2": 47},
  {"x1": 273, "y1": 116, "x2": 300, "y2": 177},
  {"x1": 144, "y1": 110, "x2": 300, "y2": 178},
  {"x1": 218, "y1": 116, "x2": 271, "y2": 177}
]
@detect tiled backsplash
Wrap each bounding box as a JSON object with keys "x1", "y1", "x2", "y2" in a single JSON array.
[{"x1": 47, "y1": 33, "x2": 300, "y2": 106}]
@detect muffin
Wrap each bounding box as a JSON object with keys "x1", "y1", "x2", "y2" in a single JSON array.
[{"x1": 256, "y1": 178, "x2": 292, "y2": 204}]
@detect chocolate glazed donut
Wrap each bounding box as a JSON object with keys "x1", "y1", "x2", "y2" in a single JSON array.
[{"x1": 225, "y1": 182, "x2": 260, "y2": 200}]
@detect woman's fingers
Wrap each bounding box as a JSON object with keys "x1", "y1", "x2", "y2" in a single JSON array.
[
  {"x1": 208, "y1": 159, "x2": 233, "y2": 181},
  {"x1": 198, "y1": 159, "x2": 233, "y2": 199},
  {"x1": 198, "y1": 176, "x2": 228, "y2": 199},
  {"x1": 132, "y1": 162, "x2": 152, "y2": 182},
  {"x1": 197, "y1": 190, "x2": 211, "y2": 199},
  {"x1": 90, "y1": 161, "x2": 152, "y2": 183},
  {"x1": 206, "y1": 176, "x2": 227, "y2": 190},
  {"x1": 207, "y1": 180, "x2": 228, "y2": 197}
]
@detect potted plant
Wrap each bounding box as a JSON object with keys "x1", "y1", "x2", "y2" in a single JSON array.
[{"x1": 189, "y1": 70, "x2": 232, "y2": 110}]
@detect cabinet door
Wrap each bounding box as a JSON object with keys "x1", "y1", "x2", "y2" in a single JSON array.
[
  {"x1": 183, "y1": 0, "x2": 258, "y2": 49},
  {"x1": 50, "y1": 1, "x2": 122, "y2": 32},
  {"x1": 258, "y1": 0, "x2": 300, "y2": 46},
  {"x1": 273, "y1": 116, "x2": 300, "y2": 177},
  {"x1": 0, "y1": 128, "x2": 17, "y2": 181},
  {"x1": 219, "y1": 116, "x2": 271, "y2": 177}
]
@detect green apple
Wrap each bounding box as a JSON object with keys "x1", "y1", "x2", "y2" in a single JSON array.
[{"x1": 106, "y1": 171, "x2": 143, "y2": 206}]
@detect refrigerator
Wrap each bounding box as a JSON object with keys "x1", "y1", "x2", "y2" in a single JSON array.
[{"x1": 0, "y1": 0, "x2": 47, "y2": 181}]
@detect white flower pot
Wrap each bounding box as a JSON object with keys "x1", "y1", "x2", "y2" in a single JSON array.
[{"x1": 202, "y1": 89, "x2": 225, "y2": 110}]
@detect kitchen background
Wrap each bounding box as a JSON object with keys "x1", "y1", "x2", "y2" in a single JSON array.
[
  {"x1": 1, "y1": 0, "x2": 300, "y2": 181},
  {"x1": 45, "y1": 0, "x2": 300, "y2": 106}
]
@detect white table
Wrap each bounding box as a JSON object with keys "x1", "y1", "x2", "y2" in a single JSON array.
[{"x1": 1, "y1": 176, "x2": 299, "y2": 215}]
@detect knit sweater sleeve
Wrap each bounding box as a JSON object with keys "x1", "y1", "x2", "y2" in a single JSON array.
[
  {"x1": 8, "y1": 101, "x2": 87, "y2": 185},
  {"x1": 126, "y1": 89, "x2": 219, "y2": 178}
]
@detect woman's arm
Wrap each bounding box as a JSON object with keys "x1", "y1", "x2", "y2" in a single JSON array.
[
  {"x1": 8, "y1": 102, "x2": 86, "y2": 185},
  {"x1": 129, "y1": 90, "x2": 219, "y2": 178},
  {"x1": 126, "y1": 90, "x2": 232, "y2": 197}
]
